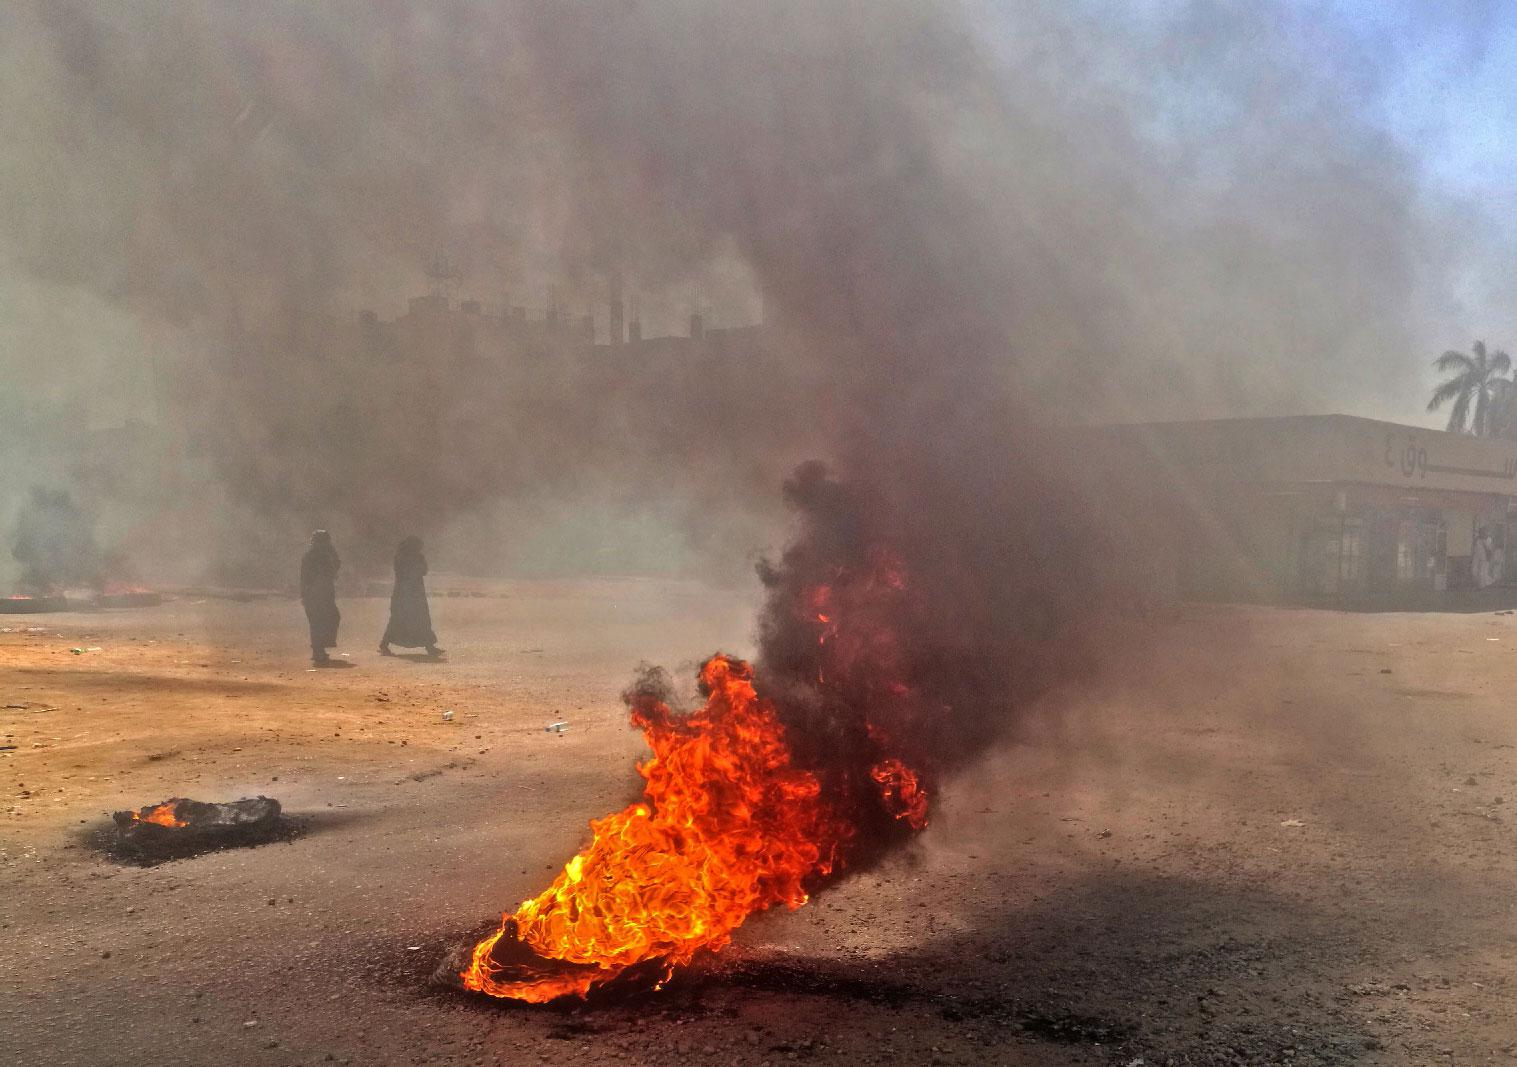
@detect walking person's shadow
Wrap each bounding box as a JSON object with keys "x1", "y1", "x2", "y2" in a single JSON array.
[{"x1": 394, "y1": 651, "x2": 446, "y2": 663}]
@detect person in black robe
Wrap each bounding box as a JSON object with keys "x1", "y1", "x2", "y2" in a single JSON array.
[
  {"x1": 300, "y1": 530, "x2": 341, "y2": 665},
  {"x1": 379, "y1": 536, "x2": 443, "y2": 657}
]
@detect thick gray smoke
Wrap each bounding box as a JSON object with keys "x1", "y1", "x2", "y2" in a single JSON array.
[{"x1": 0, "y1": 1, "x2": 1488, "y2": 589}]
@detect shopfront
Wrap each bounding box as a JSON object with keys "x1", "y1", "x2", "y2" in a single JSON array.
[{"x1": 1121, "y1": 415, "x2": 1517, "y2": 606}]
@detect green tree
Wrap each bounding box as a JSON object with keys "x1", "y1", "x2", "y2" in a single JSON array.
[{"x1": 1427, "y1": 340, "x2": 1512, "y2": 436}]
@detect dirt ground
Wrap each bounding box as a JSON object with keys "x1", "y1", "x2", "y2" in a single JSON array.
[{"x1": 3, "y1": 581, "x2": 1517, "y2": 1066}]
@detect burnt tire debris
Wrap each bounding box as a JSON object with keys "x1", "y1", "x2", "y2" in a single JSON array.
[{"x1": 106, "y1": 795, "x2": 291, "y2": 864}]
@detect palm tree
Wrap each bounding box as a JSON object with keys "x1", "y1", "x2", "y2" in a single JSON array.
[{"x1": 1428, "y1": 340, "x2": 1512, "y2": 436}]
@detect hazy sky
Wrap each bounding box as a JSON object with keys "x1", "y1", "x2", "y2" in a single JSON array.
[
  {"x1": 1330, "y1": 0, "x2": 1515, "y2": 193},
  {"x1": 5, "y1": 2, "x2": 1514, "y2": 429},
  {"x1": 5, "y1": 1, "x2": 1516, "y2": 435},
  {"x1": 987, "y1": 0, "x2": 1517, "y2": 423},
  {"x1": 1302, "y1": 1, "x2": 1517, "y2": 416},
  {"x1": 1, "y1": 1, "x2": 1514, "y2": 587},
  {"x1": 1048, "y1": 2, "x2": 1517, "y2": 195}
]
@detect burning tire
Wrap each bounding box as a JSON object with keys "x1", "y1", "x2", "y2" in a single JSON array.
[{"x1": 109, "y1": 796, "x2": 286, "y2": 862}]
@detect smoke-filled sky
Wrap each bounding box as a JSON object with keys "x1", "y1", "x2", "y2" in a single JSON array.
[
  {"x1": 1088, "y1": 0, "x2": 1517, "y2": 363},
  {"x1": 1326, "y1": 0, "x2": 1515, "y2": 192},
  {"x1": 1, "y1": 1, "x2": 1514, "y2": 583},
  {"x1": 967, "y1": 0, "x2": 1517, "y2": 421},
  {"x1": 1331, "y1": 0, "x2": 1517, "y2": 348}
]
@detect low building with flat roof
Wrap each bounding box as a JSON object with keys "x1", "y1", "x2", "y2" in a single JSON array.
[{"x1": 1111, "y1": 415, "x2": 1517, "y2": 606}]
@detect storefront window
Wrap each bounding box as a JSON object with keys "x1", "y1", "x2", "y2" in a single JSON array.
[
  {"x1": 1299, "y1": 515, "x2": 1365, "y2": 594},
  {"x1": 1395, "y1": 514, "x2": 1447, "y2": 587},
  {"x1": 1340, "y1": 518, "x2": 1363, "y2": 583},
  {"x1": 1396, "y1": 520, "x2": 1417, "y2": 583}
]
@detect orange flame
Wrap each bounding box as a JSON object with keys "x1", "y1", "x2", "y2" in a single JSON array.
[
  {"x1": 133, "y1": 800, "x2": 188, "y2": 828},
  {"x1": 870, "y1": 758, "x2": 929, "y2": 830},
  {"x1": 463, "y1": 545, "x2": 931, "y2": 1003},
  {"x1": 462, "y1": 655, "x2": 859, "y2": 1003},
  {"x1": 101, "y1": 582, "x2": 155, "y2": 596}
]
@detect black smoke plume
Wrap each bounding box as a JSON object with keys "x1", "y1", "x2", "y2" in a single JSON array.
[{"x1": 0, "y1": 1, "x2": 1467, "y2": 588}]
